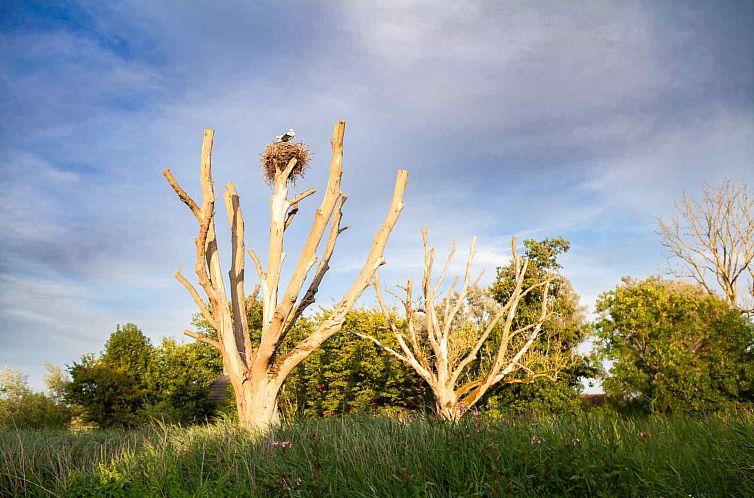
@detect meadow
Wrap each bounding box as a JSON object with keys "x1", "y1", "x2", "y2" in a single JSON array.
[{"x1": 2, "y1": 414, "x2": 752, "y2": 497}]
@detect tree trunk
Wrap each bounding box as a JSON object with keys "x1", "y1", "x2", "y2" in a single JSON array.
[
  {"x1": 434, "y1": 386, "x2": 459, "y2": 422},
  {"x1": 165, "y1": 122, "x2": 408, "y2": 430},
  {"x1": 360, "y1": 232, "x2": 558, "y2": 422},
  {"x1": 233, "y1": 375, "x2": 282, "y2": 429}
]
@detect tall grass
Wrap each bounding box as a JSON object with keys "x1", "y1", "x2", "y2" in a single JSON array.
[{"x1": 2, "y1": 414, "x2": 752, "y2": 497}]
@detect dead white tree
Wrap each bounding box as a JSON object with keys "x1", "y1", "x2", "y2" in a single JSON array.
[
  {"x1": 658, "y1": 180, "x2": 754, "y2": 313},
  {"x1": 164, "y1": 121, "x2": 408, "y2": 429},
  {"x1": 356, "y1": 230, "x2": 560, "y2": 421}
]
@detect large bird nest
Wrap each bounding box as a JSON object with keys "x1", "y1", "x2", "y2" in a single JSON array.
[{"x1": 261, "y1": 142, "x2": 311, "y2": 184}]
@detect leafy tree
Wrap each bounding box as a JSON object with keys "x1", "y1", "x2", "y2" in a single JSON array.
[
  {"x1": 67, "y1": 323, "x2": 231, "y2": 427},
  {"x1": 66, "y1": 354, "x2": 146, "y2": 428},
  {"x1": 594, "y1": 276, "x2": 754, "y2": 413},
  {"x1": 42, "y1": 361, "x2": 69, "y2": 403},
  {"x1": 192, "y1": 303, "x2": 429, "y2": 419},
  {"x1": 0, "y1": 367, "x2": 71, "y2": 429},
  {"x1": 103, "y1": 323, "x2": 154, "y2": 376},
  {"x1": 143, "y1": 338, "x2": 218, "y2": 423},
  {"x1": 484, "y1": 238, "x2": 593, "y2": 415},
  {"x1": 0, "y1": 367, "x2": 30, "y2": 399},
  {"x1": 67, "y1": 324, "x2": 154, "y2": 427},
  {"x1": 284, "y1": 309, "x2": 430, "y2": 417}
]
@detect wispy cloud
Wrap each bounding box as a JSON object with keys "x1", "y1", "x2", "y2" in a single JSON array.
[{"x1": 1, "y1": 0, "x2": 752, "y2": 388}]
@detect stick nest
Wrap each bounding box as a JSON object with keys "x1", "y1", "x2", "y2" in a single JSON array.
[{"x1": 261, "y1": 142, "x2": 311, "y2": 184}]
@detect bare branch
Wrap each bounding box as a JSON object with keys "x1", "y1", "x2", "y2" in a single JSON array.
[
  {"x1": 276, "y1": 168, "x2": 409, "y2": 378},
  {"x1": 373, "y1": 276, "x2": 432, "y2": 375},
  {"x1": 659, "y1": 180, "x2": 754, "y2": 311},
  {"x1": 224, "y1": 182, "x2": 252, "y2": 365},
  {"x1": 163, "y1": 169, "x2": 202, "y2": 221},
  {"x1": 284, "y1": 185, "x2": 316, "y2": 231},
  {"x1": 282, "y1": 194, "x2": 348, "y2": 339},
  {"x1": 184, "y1": 330, "x2": 220, "y2": 349},
  {"x1": 175, "y1": 271, "x2": 218, "y2": 331},
  {"x1": 247, "y1": 247, "x2": 265, "y2": 282},
  {"x1": 289, "y1": 187, "x2": 317, "y2": 206},
  {"x1": 352, "y1": 331, "x2": 409, "y2": 364},
  {"x1": 353, "y1": 230, "x2": 562, "y2": 421}
]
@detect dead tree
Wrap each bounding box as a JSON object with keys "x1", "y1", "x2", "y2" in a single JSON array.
[
  {"x1": 356, "y1": 230, "x2": 561, "y2": 421},
  {"x1": 658, "y1": 180, "x2": 754, "y2": 313},
  {"x1": 163, "y1": 121, "x2": 408, "y2": 429}
]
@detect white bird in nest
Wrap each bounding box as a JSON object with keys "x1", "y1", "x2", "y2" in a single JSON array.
[{"x1": 275, "y1": 128, "x2": 295, "y2": 143}]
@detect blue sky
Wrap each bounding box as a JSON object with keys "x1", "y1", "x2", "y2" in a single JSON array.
[{"x1": 1, "y1": 1, "x2": 753, "y2": 390}]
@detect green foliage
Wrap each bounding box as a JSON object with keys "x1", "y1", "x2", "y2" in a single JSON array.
[
  {"x1": 43, "y1": 361, "x2": 69, "y2": 403},
  {"x1": 0, "y1": 367, "x2": 30, "y2": 399},
  {"x1": 0, "y1": 392, "x2": 73, "y2": 430},
  {"x1": 103, "y1": 323, "x2": 154, "y2": 375},
  {"x1": 0, "y1": 367, "x2": 71, "y2": 429},
  {"x1": 143, "y1": 338, "x2": 218, "y2": 423},
  {"x1": 485, "y1": 238, "x2": 593, "y2": 414},
  {"x1": 282, "y1": 309, "x2": 431, "y2": 417},
  {"x1": 66, "y1": 324, "x2": 154, "y2": 428},
  {"x1": 67, "y1": 323, "x2": 224, "y2": 427},
  {"x1": 2, "y1": 415, "x2": 753, "y2": 497},
  {"x1": 66, "y1": 355, "x2": 146, "y2": 428},
  {"x1": 594, "y1": 276, "x2": 754, "y2": 413},
  {"x1": 190, "y1": 302, "x2": 431, "y2": 419}
]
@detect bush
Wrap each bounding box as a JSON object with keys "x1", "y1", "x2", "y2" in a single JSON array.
[
  {"x1": 0, "y1": 393, "x2": 72, "y2": 429},
  {"x1": 594, "y1": 277, "x2": 754, "y2": 414}
]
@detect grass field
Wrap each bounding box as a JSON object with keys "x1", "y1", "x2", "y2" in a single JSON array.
[{"x1": 1, "y1": 414, "x2": 752, "y2": 497}]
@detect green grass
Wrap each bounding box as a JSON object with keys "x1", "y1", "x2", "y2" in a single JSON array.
[{"x1": 1, "y1": 414, "x2": 753, "y2": 497}]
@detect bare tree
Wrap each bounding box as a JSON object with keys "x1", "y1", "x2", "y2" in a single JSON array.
[
  {"x1": 658, "y1": 181, "x2": 754, "y2": 313},
  {"x1": 355, "y1": 230, "x2": 566, "y2": 421},
  {"x1": 164, "y1": 122, "x2": 408, "y2": 429}
]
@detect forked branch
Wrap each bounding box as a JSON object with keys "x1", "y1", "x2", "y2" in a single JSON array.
[
  {"x1": 165, "y1": 122, "x2": 408, "y2": 429},
  {"x1": 362, "y1": 231, "x2": 558, "y2": 421}
]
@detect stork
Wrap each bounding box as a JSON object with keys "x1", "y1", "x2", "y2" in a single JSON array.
[{"x1": 275, "y1": 128, "x2": 295, "y2": 143}]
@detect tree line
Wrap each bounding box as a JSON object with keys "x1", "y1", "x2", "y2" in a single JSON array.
[
  {"x1": 2, "y1": 234, "x2": 752, "y2": 429},
  {"x1": 155, "y1": 123, "x2": 754, "y2": 429},
  {"x1": 2, "y1": 119, "x2": 752, "y2": 430}
]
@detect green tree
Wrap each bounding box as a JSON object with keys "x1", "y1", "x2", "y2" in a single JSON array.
[
  {"x1": 66, "y1": 354, "x2": 145, "y2": 428},
  {"x1": 67, "y1": 323, "x2": 231, "y2": 427},
  {"x1": 65, "y1": 323, "x2": 154, "y2": 427},
  {"x1": 594, "y1": 276, "x2": 754, "y2": 413},
  {"x1": 43, "y1": 361, "x2": 69, "y2": 403},
  {"x1": 103, "y1": 323, "x2": 154, "y2": 375},
  {"x1": 143, "y1": 338, "x2": 219, "y2": 423},
  {"x1": 485, "y1": 238, "x2": 593, "y2": 415},
  {"x1": 0, "y1": 367, "x2": 30, "y2": 399},
  {"x1": 191, "y1": 302, "x2": 429, "y2": 419},
  {"x1": 66, "y1": 324, "x2": 154, "y2": 427},
  {"x1": 283, "y1": 309, "x2": 430, "y2": 417},
  {"x1": 0, "y1": 367, "x2": 71, "y2": 429}
]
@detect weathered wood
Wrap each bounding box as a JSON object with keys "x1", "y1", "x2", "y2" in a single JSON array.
[
  {"x1": 361, "y1": 231, "x2": 559, "y2": 421},
  {"x1": 165, "y1": 122, "x2": 408, "y2": 429}
]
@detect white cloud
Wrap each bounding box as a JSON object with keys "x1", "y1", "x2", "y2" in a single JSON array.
[{"x1": 1, "y1": 0, "x2": 752, "y2": 390}]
